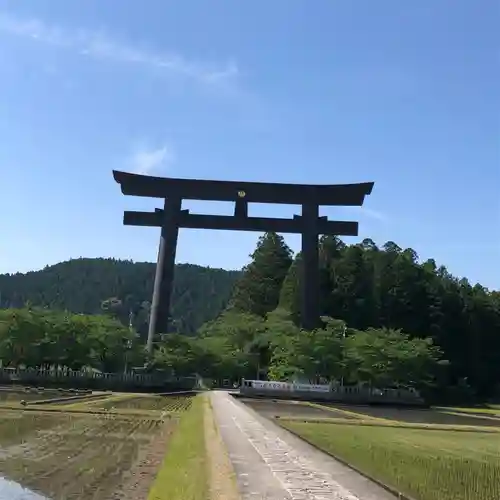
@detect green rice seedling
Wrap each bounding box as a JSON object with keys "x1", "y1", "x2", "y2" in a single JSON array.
[{"x1": 281, "y1": 421, "x2": 500, "y2": 500}]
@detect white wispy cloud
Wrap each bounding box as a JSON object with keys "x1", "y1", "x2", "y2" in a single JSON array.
[
  {"x1": 342, "y1": 206, "x2": 388, "y2": 222},
  {"x1": 0, "y1": 12, "x2": 238, "y2": 85},
  {"x1": 360, "y1": 207, "x2": 387, "y2": 222},
  {"x1": 129, "y1": 144, "x2": 175, "y2": 175}
]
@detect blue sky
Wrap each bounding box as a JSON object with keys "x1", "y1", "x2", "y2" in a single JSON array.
[{"x1": 0, "y1": 1, "x2": 498, "y2": 289}]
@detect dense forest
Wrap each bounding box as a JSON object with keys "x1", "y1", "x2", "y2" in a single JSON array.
[
  {"x1": 0, "y1": 259, "x2": 240, "y2": 335},
  {"x1": 1, "y1": 233, "x2": 499, "y2": 403}
]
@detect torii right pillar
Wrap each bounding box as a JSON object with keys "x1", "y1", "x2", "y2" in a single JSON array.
[{"x1": 301, "y1": 202, "x2": 321, "y2": 330}]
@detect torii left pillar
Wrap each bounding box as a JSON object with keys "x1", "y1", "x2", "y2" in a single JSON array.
[{"x1": 147, "y1": 197, "x2": 182, "y2": 354}]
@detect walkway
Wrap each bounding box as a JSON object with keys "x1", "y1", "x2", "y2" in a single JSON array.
[{"x1": 209, "y1": 391, "x2": 396, "y2": 500}]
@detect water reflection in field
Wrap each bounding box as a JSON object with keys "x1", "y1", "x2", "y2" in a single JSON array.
[
  {"x1": 326, "y1": 404, "x2": 500, "y2": 426},
  {"x1": 0, "y1": 476, "x2": 49, "y2": 500},
  {"x1": 240, "y1": 397, "x2": 356, "y2": 419}
]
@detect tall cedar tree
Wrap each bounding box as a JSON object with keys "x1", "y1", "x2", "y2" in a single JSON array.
[
  {"x1": 279, "y1": 236, "x2": 345, "y2": 324},
  {"x1": 230, "y1": 232, "x2": 293, "y2": 317}
]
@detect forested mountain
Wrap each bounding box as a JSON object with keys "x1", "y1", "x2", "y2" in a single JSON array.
[
  {"x1": 0, "y1": 258, "x2": 240, "y2": 334},
  {"x1": 1, "y1": 234, "x2": 499, "y2": 402}
]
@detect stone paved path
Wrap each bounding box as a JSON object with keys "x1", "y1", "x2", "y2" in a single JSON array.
[{"x1": 210, "y1": 391, "x2": 396, "y2": 500}]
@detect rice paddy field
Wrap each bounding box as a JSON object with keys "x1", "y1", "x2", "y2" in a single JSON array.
[
  {"x1": 239, "y1": 397, "x2": 357, "y2": 420},
  {"x1": 275, "y1": 401, "x2": 500, "y2": 500},
  {"x1": 0, "y1": 392, "x2": 196, "y2": 500},
  {"x1": 0, "y1": 388, "x2": 72, "y2": 404},
  {"x1": 90, "y1": 394, "x2": 193, "y2": 412},
  {"x1": 320, "y1": 403, "x2": 500, "y2": 427}
]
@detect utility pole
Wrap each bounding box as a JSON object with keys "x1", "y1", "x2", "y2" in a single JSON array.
[
  {"x1": 124, "y1": 310, "x2": 134, "y2": 375},
  {"x1": 340, "y1": 324, "x2": 347, "y2": 389}
]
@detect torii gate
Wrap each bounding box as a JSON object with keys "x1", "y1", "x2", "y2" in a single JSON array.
[{"x1": 113, "y1": 170, "x2": 374, "y2": 353}]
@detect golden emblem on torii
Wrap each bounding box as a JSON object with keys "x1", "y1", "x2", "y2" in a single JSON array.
[{"x1": 237, "y1": 190, "x2": 246, "y2": 198}]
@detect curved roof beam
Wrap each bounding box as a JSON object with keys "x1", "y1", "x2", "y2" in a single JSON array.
[{"x1": 112, "y1": 170, "x2": 374, "y2": 206}]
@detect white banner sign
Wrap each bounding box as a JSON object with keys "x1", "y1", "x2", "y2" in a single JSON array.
[
  {"x1": 251, "y1": 380, "x2": 291, "y2": 391},
  {"x1": 292, "y1": 383, "x2": 331, "y2": 393}
]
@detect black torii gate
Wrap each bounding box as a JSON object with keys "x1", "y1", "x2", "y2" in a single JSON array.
[{"x1": 113, "y1": 170, "x2": 374, "y2": 354}]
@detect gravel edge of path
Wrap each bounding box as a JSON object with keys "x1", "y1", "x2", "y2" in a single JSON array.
[{"x1": 204, "y1": 396, "x2": 242, "y2": 500}]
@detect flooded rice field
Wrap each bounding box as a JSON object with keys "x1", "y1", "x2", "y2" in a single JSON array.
[
  {"x1": 451, "y1": 409, "x2": 500, "y2": 419},
  {"x1": 322, "y1": 403, "x2": 500, "y2": 427},
  {"x1": 0, "y1": 392, "x2": 196, "y2": 499},
  {"x1": 0, "y1": 476, "x2": 49, "y2": 499},
  {"x1": 0, "y1": 387, "x2": 95, "y2": 405},
  {"x1": 239, "y1": 397, "x2": 357, "y2": 419},
  {"x1": 0, "y1": 389, "x2": 65, "y2": 404},
  {"x1": 238, "y1": 396, "x2": 500, "y2": 427},
  {"x1": 0, "y1": 410, "x2": 174, "y2": 499}
]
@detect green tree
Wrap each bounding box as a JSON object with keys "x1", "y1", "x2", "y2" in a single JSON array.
[
  {"x1": 0, "y1": 308, "x2": 134, "y2": 372},
  {"x1": 268, "y1": 318, "x2": 345, "y2": 383},
  {"x1": 343, "y1": 327, "x2": 442, "y2": 388},
  {"x1": 199, "y1": 311, "x2": 268, "y2": 380},
  {"x1": 230, "y1": 232, "x2": 293, "y2": 316},
  {"x1": 278, "y1": 253, "x2": 302, "y2": 323},
  {"x1": 152, "y1": 334, "x2": 205, "y2": 376}
]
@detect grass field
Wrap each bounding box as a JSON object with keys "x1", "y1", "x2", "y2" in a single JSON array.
[
  {"x1": 0, "y1": 394, "x2": 198, "y2": 500},
  {"x1": 148, "y1": 396, "x2": 207, "y2": 500},
  {"x1": 280, "y1": 418, "x2": 500, "y2": 500}
]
